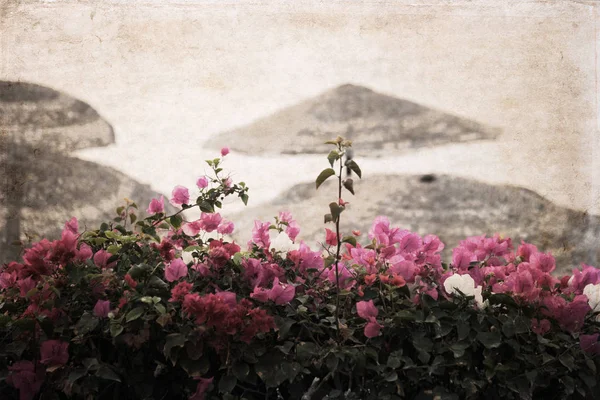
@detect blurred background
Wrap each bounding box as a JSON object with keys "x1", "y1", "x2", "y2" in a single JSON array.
[{"x1": 1, "y1": 0, "x2": 598, "y2": 271}]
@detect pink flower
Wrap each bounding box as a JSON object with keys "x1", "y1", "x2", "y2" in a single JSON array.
[
  {"x1": 196, "y1": 176, "x2": 209, "y2": 189},
  {"x1": 325, "y1": 228, "x2": 338, "y2": 246},
  {"x1": 223, "y1": 177, "x2": 233, "y2": 188},
  {"x1": 93, "y1": 300, "x2": 111, "y2": 318},
  {"x1": 146, "y1": 195, "x2": 165, "y2": 215},
  {"x1": 250, "y1": 286, "x2": 270, "y2": 302},
  {"x1": 165, "y1": 259, "x2": 188, "y2": 282},
  {"x1": 18, "y1": 277, "x2": 36, "y2": 298},
  {"x1": 531, "y1": 318, "x2": 551, "y2": 335},
  {"x1": 356, "y1": 300, "x2": 382, "y2": 338},
  {"x1": 7, "y1": 360, "x2": 44, "y2": 400},
  {"x1": 170, "y1": 185, "x2": 190, "y2": 207},
  {"x1": 399, "y1": 233, "x2": 422, "y2": 253},
  {"x1": 268, "y1": 278, "x2": 295, "y2": 305},
  {"x1": 217, "y1": 220, "x2": 235, "y2": 235},
  {"x1": 356, "y1": 300, "x2": 378, "y2": 320},
  {"x1": 364, "y1": 320, "x2": 383, "y2": 338},
  {"x1": 580, "y1": 333, "x2": 600, "y2": 355},
  {"x1": 40, "y1": 340, "x2": 69, "y2": 367},
  {"x1": 251, "y1": 220, "x2": 271, "y2": 249},
  {"x1": 286, "y1": 221, "x2": 300, "y2": 242},
  {"x1": 64, "y1": 217, "x2": 79, "y2": 235},
  {"x1": 93, "y1": 249, "x2": 116, "y2": 269},
  {"x1": 170, "y1": 281, "x2": 193, "y2": 303},
  {"x1": 220, "y1": 147, "x2": 230, "y2": 157},
  {"x1": 124, "y1": 274, "x2": 138, "y2": 288},
  {"x1": 560, "y1": 295, "x2": 591, "y2": 332},
  {"x1": 190, "y1": 376, "x2": 214, "y2": 400},
  {"x1": 182, "y1": 220, "x2": 203, "y2": 236},
  {"x1": 215, "y1": 291, "x2": 237, "y2": 308},
  {"x1": 452, "y1": 247, "x2": 476, "y2": 271},
  {"x1": 517, "y1": 241, "x2": 538, "y2": 261},
  {"x1": 200, "y1": 212, "x2": 223, "y2": 232},
  {"x1": 75, "y1": 243, "x2": 93, "y2": 262},
  {"x1": 369, "y1": 216, "x2": 391, "y2": 246},
  {"x1": 530, "y1": 252, "x2": 556, "y2": 273},
  {"x1": 389, "y1": 258, "x2": 418, "y2": 282},
  {"x1": 0, "y1": 271, "x2": 17, "y2": 290}
]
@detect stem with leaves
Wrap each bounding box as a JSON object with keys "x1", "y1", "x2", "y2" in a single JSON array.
[{"x1": 315, "y1": 136, "x2": 362, "y2": 337}]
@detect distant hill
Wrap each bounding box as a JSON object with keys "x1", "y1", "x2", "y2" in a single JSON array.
[
  {"x1": 229, "y1": 174, "x2": 599, "y2": 274},
  {"x1": 0, "y1": 81, "x2": 168, "y2": 262},
  {"x1": 205, "y1": 84, "x2": 500, "y2": 156}
]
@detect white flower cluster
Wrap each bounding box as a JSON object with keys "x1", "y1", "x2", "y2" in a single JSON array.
[{"x1": 444, "y1": 273, "x2": 486, "y2": 309}]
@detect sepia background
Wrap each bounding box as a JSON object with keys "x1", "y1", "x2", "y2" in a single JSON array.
[{"x1": 1, "y1": 0, "x2": 598, "y2": 271}]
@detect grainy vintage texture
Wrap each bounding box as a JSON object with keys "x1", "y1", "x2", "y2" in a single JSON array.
[{"x1": 0, "y1": 0, "x2": 598, "y2": 266}]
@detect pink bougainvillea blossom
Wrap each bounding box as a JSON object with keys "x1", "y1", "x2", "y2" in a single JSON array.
[
  {"x1": 170, "y1": 185, "x2": 190, "y2": 207},
  {"x1": 250, "y1": 220, "x2": 271, "y2": 249},
  {"x1": 200, "y1": 212, "x2": 222, "y2": 232},
  {"x1": 196, "y1": 176, "x2": 209, "y2": 189},
  {"x1": 580, "y1": 333, "x2": 600, "y2": 355},
  {"x1": 165, "y1": 259, "x2": 188, "y2": 282},
  {"x1": 268, "y1": 278, "x2": 295, "y2": 305},
  {"x1": 356, "y1": 300, "x2": 382, "y2": 338},
  {"x1": 93, "y1": 249, "x2": 116, "y2": 269},
  {"x1": 93, "y1": 300, "x2": 111, "y2": 318},
  {"x1": 325, "y1": 228, "x2": 338, "y2": 246},
  {"x1": 146, "y1": 195, "x2": 165, "y2": 215},
  {"x1": 217, "y1": 220, "x2": 235, "y2": 235},
  {"x1": 169, "y1": 281, "x2": 193, "y2": 303},
  {"x1": 220, "y1": 147, "x2": 230, "y2": 156},
  {"x1": 190, "y1": 376, "x2": 214, "y2": 400},
  {"x1": 531, "y1": 318, "x2": 551, "y2": 336},
  {"x1": 7, "y1": 360, "x2": 45, "y2": 400},
  {"x1": 182, "y1": 220, "x2": 203, "y2": 236},
  {"x1": 40, "y1": 340, "x2": 69, "y2": 367}
]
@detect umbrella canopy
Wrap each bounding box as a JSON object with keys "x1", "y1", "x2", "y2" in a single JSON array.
[
  {"x1": 0, "y1": 81, "x2": 162, "y2": 263},
  {"x1": 205, "y1": 84, "x2": 500, "y2": 156},
  {"x1": 230, "y1": 174, "x2": 599, "y2": 274}
]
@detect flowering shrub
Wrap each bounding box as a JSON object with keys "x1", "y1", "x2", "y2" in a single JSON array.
[{"x1": 1, "y1": 139, "x2": 600, "y2": 400}]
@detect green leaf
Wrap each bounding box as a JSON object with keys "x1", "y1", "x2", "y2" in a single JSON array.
[
  {"x1": 199, "y1": 200, "x2": 215, "y2": 213},
  {"x1": 96, "y1": 365, "x2": 121, "y2": 382},
  {"x1": 342, "y1": 236, "x2": 357, "y2": 246},
  {"x1": 296, "y1": 342, "x2": 318, "y2": 362},
  {"x1": 125, "y1": 306, "x2": 145, "y2": 322},
  {"x1": 110, "y1": 322, "x2": 124, "y2": 337},
  {"x1": 343, "y1": 178, "x2": 355, "y2": 195},
  {"x1": 316, "y1": 168, "x2": 336, "y2": 189},
  {"x1": 476, "y1": 331, "x2": 502, "y2": 349},
  {"x1": 67, "y1": 368, "x2": 87, "y2": 384},
  {"x1": 154, "y1": 303, "x2": 166, "y2": 314},
  {"x1": 345, "y1": 159, "x2": 362, "y2": 178},
  {"x1": 147, "y1": 275, "x2": 169, "y2": 292},
  {"x1": 327, "y1": 150, "x2": 340, "y2": 167},
  {"x1": 232, "y1": 362, "x2": 250, "y2": 381},
  {"x1": 75, "y1": 312, "x2": 99, "y2": 335},
  {"x1": 324, "y1": 213, "x2": 334, "y2": 223},
  {"x1": 329, "y1": 202, "x2": 343, "y2": 222},
  {"x1": 449, "y1": 342, "x2": 470, "y2": 358},
  {"x1": 219, "y1": 375, "x2": 237, "y2": 393},
  {"x1": 558, "y1": 353, "x2": 575, "y2": 371},
  {"x1": 384, "y1": 371, "x2": 398, "y2": 382},
  {"x1": 164, "y1": 333, "x2": 187, "y2": 360},
  {"x1": 170, "y1": 215, "x2": 183, "y2": 229}
]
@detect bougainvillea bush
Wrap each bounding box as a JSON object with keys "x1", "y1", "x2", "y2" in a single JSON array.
[{"x1": 1, "y1": 139, "x2": 600, "y2": 400}]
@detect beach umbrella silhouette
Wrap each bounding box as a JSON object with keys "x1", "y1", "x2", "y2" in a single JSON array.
[{"x1": 0, "y1": 81, "x2": 159, "y2": 262}]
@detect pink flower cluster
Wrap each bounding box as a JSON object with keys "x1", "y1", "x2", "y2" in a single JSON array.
[{"x1": 181, "y1": 292, "x2": 275, "y2": 343}]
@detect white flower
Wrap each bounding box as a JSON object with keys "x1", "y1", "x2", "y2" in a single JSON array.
[
  {"x1": 444, "y1": 273, "x2": 486, "y2": 309},
  {"x1": 583, "y1": 283, "x2": 600, "y2": 313},
  {"x1": 271, "y1": 232, "x2": 297, "y2": 258}
]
